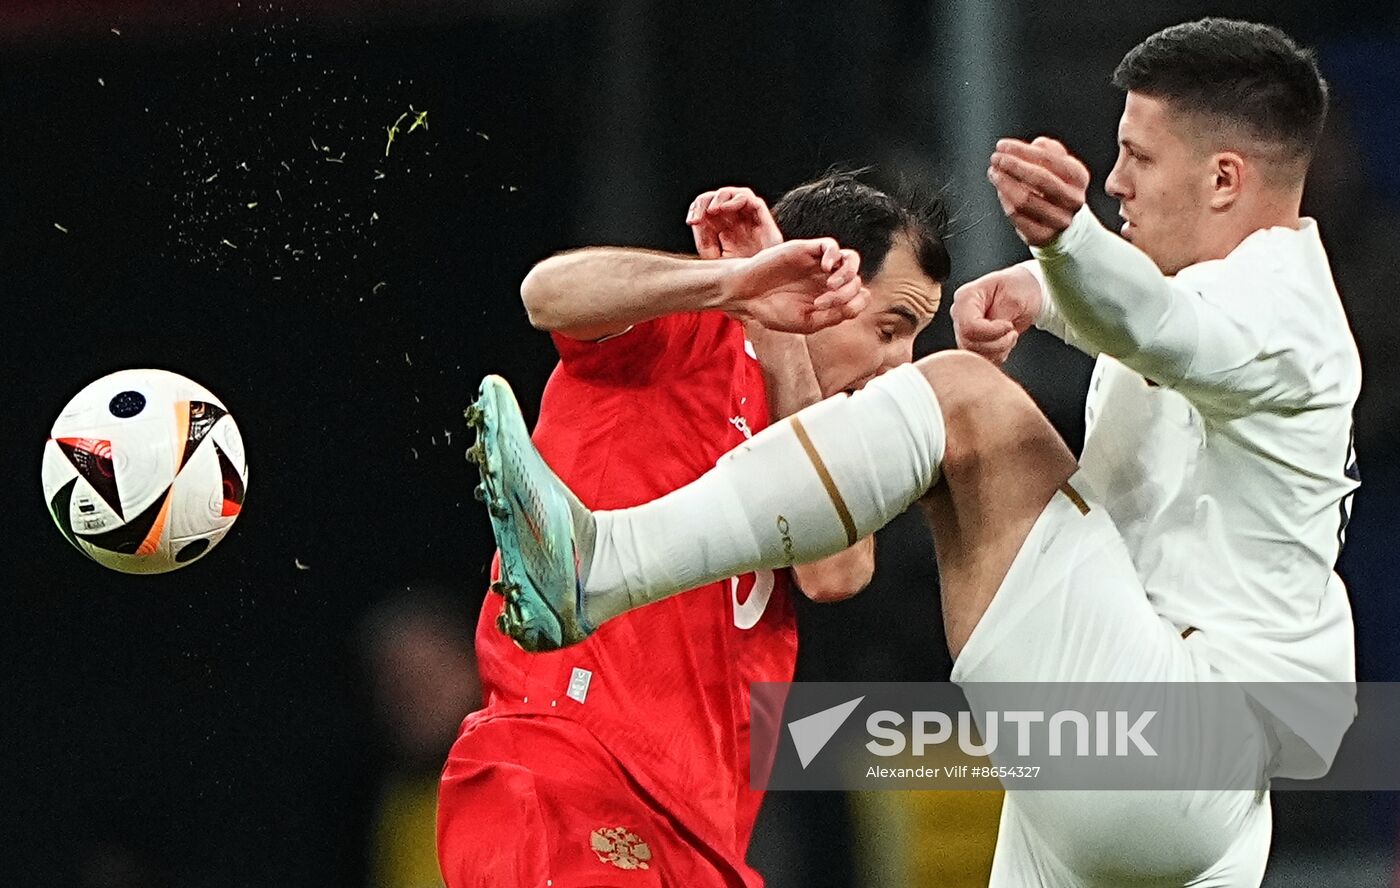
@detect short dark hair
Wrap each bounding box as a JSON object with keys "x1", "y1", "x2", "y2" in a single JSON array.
[
  {"x1": 771, "y1": 170, "x2": 952, "y2": 284},
  {"x1": 1112, "y1": 18, "x2": 1328, "y2": 164}
]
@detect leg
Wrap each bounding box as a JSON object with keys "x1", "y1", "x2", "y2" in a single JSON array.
[
  {"x1": 909, "y1": 351, "x2": 1078, "y2": 657},
  {"x1": 466, "y1": 354, "x2": 1067, "y2": 652},
  {"x1": 933, "y1": 432, "x2": 1275, "y2": 885},
  {"x1": 466, "y1": 365, "x2": 944, "y2": 650},
  {"x1": 988, "y1": 789, "x2": 1270, "y2": 888}
]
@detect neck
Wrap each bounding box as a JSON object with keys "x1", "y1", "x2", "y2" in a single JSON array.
[
  {"x1": 1204, "y1": 186, "x2": 1303, "y2": 261},
  {"x1": 1253, "y1": 191, "x2": 1304, "y2": 230}
]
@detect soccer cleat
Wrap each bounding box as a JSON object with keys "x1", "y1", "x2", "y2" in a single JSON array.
[{"x1": 466, "y1": 374, "x2": 597, "y2": 652}]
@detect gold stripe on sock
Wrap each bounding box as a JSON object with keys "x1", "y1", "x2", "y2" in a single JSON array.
[
  {"x1": 789, "y1": 417, "x2": 859, "y2": 547},
  {"x1": 1059, "y1": 482, "x2": 1090, "y2": 516}
]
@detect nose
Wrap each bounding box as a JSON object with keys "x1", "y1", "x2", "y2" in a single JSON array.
[{"x1": 1105, "y1": 155, "x2": 1130, "y2": 201}]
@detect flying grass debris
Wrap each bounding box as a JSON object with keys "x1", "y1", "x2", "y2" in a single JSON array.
[
  {"x1": 384, "y1": 111, "x2": 408, "y2": 156},
  {"x1": 385, "y1": 107, "x2": 428, "y2": 156}
]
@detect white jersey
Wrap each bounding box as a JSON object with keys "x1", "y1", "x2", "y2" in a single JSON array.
[{"x1": 1026, "y1": 207, "x2": 1362, "y2": 777}]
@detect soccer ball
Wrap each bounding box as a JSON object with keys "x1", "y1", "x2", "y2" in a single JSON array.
[{"x1": 41, "y1": 369, "x2": 249, "y2": 574}]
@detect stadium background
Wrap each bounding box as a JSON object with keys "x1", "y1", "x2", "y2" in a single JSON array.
[{"x1": 3, "y1": 1, "x2": 1397, "y2": 885}]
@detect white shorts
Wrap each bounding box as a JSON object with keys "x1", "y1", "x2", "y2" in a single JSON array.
[{"x1": 951, "y1": 472, "x2": 1275, "y2": 888}]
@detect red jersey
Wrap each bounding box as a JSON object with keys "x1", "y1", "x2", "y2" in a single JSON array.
[{"x1": 471, "y1": 311, "x2": 797, "y2": 864}]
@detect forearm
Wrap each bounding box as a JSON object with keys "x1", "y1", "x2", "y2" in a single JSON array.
[
  {"x1": 1031, "y1": 206, "x2": 1189, "y2": 380},
  {"x1": 748, "y1": 325, "x2": 876, "y2": 603},
  {"x1": 746, "y1": 324, "x2": 824, "y2": 421},
  {"x1": 522, "y1": 247, "x2": 739, "y2": 341}
]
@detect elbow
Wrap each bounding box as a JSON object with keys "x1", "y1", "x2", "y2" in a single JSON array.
[
  {"x1": 793, "y1": 558, "x2": 874, "y2": 604},
  {"x1": 1109, "y1": 310, "x2": 1155, "y2": 356},
  {"x1": 800, "y1": 582, "x2": 865, "y2": 604},
  {"x1": 1074, "y1": 306, "x2": 1152, "y2": 361},
  {"x1": 519, "y1": 260, "x2": 563, "y2": 331}
]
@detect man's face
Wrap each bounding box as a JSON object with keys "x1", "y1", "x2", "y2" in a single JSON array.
[
  {"x1": 1105, "y1": 92, "x2": 1217, "y2": 275},
  {"x1": 806, "y1": 238, "x2": 939, "y2": 397}
]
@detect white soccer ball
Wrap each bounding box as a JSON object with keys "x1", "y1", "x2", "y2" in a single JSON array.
[{"x1": 41, "y1": 369, "x2": 249, "y2": 574}]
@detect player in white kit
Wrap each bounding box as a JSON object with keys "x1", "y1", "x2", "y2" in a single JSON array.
[{"x1": 468, "y1": 18, "x2": 1360, "y2": 887}]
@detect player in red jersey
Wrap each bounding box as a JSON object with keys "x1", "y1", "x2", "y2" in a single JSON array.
[{"x1": 438, "y1": 172, "x2": 950, "y2": 887}]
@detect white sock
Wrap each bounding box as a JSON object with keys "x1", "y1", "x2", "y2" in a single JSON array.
[{"x1": 582, "y1": 363, "x2": 945, "y2": 623}]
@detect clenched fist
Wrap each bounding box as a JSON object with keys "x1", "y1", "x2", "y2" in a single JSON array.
[
  {"x1": 950, "y1": 265, "x2": 1043, "y2": 365},
  {"x1": 988, "y1": 136, "x2": 1091, "y2": 247}
]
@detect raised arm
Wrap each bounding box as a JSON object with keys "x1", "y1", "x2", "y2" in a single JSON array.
[
  {"x1": 1029, "y1": 207, "x2": 1277, "y2": 402},
  {"x1": 521, "y1": 240, "x2": 866, "y2": 343},
  {"x1": 983, "y1": 136, "x2": 1302, "y2": 412}
]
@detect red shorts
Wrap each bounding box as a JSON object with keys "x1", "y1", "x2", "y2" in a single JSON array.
[{"x1": 437, "y1": 712, "x2": 760, "y2": 888}]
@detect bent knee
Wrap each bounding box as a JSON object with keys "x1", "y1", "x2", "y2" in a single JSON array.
[
  {"x1": 914, "y1": 351, "x2": 1031, "y2": 421},
  {"x1": 914, "y1": 351, "x2": 1069, "y2": 478}
]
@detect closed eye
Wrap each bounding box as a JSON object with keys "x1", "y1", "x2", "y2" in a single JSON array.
[{"x1": 884, "y1": 306, "x2": 923, "y2": 340}]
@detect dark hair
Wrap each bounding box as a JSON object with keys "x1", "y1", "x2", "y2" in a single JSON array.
[
  {"x1": 772, "y1": 170, "x2": 951, "y2": 284},
  {"x1": 1112, "y1": 18, "x2": 1328, "y2": 164}
]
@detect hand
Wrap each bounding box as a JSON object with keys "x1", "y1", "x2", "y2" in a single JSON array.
[
  {"x1": 950, "y1": 265, "x2": 1043, "y2": 365},
  {"x1": 723, "y1": 238, "x2": 868, "y2": 334},
  {"x1": 988, "y1": 136, "x2": 1091, "y2": 247},
  {"x1": 687, "y1": 186, "x2": 784, "y2": 259}
]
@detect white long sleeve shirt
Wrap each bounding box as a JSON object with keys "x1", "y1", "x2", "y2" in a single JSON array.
[{"x1": 1027, "y1": 207, "x2": 1362, "y2": 778}]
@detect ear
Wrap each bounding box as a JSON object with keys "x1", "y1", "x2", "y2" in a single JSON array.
[{"x1": 1209, "y1": 152, "x2": 1245, "y2": 210}]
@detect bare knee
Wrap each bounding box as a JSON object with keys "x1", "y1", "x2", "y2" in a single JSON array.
[
  {"x1": 913, "y1": 351, "x2": 1074, "y2": 483},
  {"x1": 913, "y1": 351, "x2": 1014, "y2": 412}
]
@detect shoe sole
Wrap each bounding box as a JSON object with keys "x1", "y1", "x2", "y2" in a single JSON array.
[{"x1": 466, "y1": 375, "x2": 587, "y2": 652}]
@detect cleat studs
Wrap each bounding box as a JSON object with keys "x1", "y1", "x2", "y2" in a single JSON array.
[
  {"x1": 489, "y1": 502, "x2": 510, "y2": 519},
  {"x1": 474, "y1": 483, "x2": 487, "y2": 502},
  {"x1": 488, "y1": 580, "x2": 520, "y2": 599},
  {"x1": 496, "y1": 612, "x2": 510, "y2": 634}
]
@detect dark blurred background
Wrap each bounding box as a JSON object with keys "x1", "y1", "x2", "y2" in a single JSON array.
[{"x1": 3, "y1": 1, "x2": 1397, "y2": 885}]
